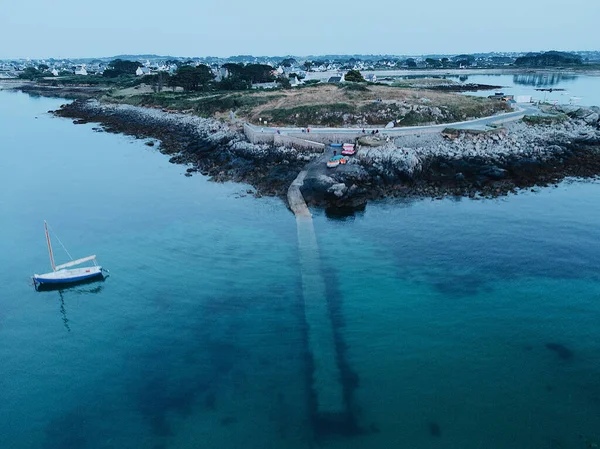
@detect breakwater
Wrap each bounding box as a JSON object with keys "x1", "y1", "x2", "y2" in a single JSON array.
[{"x1": 288, "y1": 171, "x2": 349, "y2": 427}]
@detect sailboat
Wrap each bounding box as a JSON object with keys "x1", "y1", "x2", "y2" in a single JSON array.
[{"x1": 32, "y1": 221, "x2": 105, "y2": 287}]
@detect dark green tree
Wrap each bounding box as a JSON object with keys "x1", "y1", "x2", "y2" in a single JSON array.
[
  {"x1": 222, "y1": 63, "x2": 246, "y2": 78},
  {"x1": 277, "y1": 75, "x2": 291, "y2": 89},
  {"x1": 280, "y1": 58, "x2": 297, "y2": 67},
  {"x1": 425, "y1": 58, "x2": 442, "y2": 68},
  {"x1": 217, "y1": 76, "x2": 251, "y2": 90},
  {"x1": 172, "y1": 65, "x2": 214, "y2": 91},
  {"x1": 453, "y1": 54, "x2": 475, "y2": 67},
  {"x1": 221, "y1": 63, "x2": 274, "y2": 84},
  {"x1": 103, "y1": 59, "x2": 142, "y2": 77},
  {"x1": 344, "y1": 69, "x2": 365, "y2": 82},
  {"x1": 18, "y1": 67, "x2": 42, "y2": 80},
  {"x1": 242, "y1": 64, "x2": 275, "y2": 83},
  {"x1": 515, "y1": 51, "x2": 582, "y2": 67},
  {"x1": 143, "y1": 72, "x2": 171, "y2": 92}
]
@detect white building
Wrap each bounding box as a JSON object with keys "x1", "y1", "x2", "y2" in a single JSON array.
[{"x1": 289, "y1": 76, "x2": 302, "y2": 87}]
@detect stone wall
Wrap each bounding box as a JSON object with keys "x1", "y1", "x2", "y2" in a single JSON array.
[
  {"x1": 244, "y1": 123, "x2": 325, "y2": 152},
  {"x1": 274, "y1": 134, "x2": 325, "y2": 152},
  {"x1": 244, "y1": 123, "x2": 275, "y2": 144},
  {"x1": 287, "y1": 132, "x2": 362, "y2": 145}
]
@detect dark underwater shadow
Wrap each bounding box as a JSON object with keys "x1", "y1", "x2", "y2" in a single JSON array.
[{"x1": 43, "y1": 409, "x2": 89, "y2": 449}]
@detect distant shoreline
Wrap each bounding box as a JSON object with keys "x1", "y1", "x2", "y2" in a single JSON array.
[{"x1": 304, "y1": 67, "x2": 600, "y2": 81}]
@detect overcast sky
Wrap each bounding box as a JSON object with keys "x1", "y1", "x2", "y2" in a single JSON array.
[{"x1": 1, "y1": 0, "x2": 598, "y2": 59}]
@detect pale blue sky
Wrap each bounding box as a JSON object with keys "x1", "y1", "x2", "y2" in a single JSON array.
[{"x1": 1, "y1": 0, "x2": 598, "y2": 59}]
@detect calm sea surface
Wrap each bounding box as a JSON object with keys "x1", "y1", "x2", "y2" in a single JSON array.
[
  {"x1": 459, "y1": 73, "x2": 600, "y2": 106},
  {"x1": 398, "y1": 72, "x2": 600, "y2": 106},
  {"x1": 1, "y1": 88, "x2": 600, "y2": 449}
]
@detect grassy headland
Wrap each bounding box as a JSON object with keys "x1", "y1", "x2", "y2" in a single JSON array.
[{"x1": 102, "y1": 82, "x2": 510, "y2": 127}]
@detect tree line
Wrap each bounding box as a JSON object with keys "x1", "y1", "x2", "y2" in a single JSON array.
[
  {"x1": 514, "y1": 51, "x2": 583, "y2": 67},
  {"x1": 101, "y1": 59, "x2": 279, "y2": 92}
]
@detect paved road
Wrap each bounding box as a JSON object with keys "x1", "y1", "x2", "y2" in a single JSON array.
[{"x1": 246, "y1": 104, "x2": 540, "y2": 137}]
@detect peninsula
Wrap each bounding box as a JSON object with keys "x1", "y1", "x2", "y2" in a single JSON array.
[{"x1": 3, "y1": 51, "x2": 600, "y2": 212}]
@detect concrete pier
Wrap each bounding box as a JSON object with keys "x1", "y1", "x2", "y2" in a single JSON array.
[{"x1": 288, "y1": 171, "x2": 346, "y2": 422}]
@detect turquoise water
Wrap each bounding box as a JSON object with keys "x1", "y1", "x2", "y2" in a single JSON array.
[{"x1": 1, "y1": 89, "x2": 600, "y2": 449}]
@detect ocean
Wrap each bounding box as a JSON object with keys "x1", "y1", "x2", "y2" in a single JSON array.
[{"x1": 1, "y1": 88, "x2": 599, "y2": 449}]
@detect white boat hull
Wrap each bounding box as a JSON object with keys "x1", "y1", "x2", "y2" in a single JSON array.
[{"x1": 33, "y1": 266, "x2": 103, "y2": 285}]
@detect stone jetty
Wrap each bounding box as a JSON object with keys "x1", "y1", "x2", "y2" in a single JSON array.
[{"x1": 288, "y1": 170, "x2": 348, "y2": 424}]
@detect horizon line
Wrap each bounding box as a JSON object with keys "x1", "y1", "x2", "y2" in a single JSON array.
[{"x1": 2, "y1": 48, "x2": 598, "y2": 61}]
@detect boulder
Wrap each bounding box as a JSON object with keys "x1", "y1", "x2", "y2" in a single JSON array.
[
  {"x1": 573, "y1": 107, "x2": 592, "y2": 119},
  {"x1": 327, "y1": 183, "x2": 348, "y2": 198},
  {"x1": 556, "y1": 104, "x2": 580, "y2": 115},
  {"x1": 300, "y1": 174, "x2": 337, "y2": 203},
  {"x1": 583, "y1": 112, "x2": 599, "y2": 126},
  {"x1": 480, "y1": 165, "x2": 507, "y2": 180}
]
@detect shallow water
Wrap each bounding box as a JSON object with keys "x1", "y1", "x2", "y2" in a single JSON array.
[
  {"x1": 396, "y1": 72, "x2": 600, "y2": 106},
  {"x1": 1, "y1": 90, "x2": 600, "y2": 449},
  {"x1": 456, "y1": 73, "x2": 600, "y2": 106}
]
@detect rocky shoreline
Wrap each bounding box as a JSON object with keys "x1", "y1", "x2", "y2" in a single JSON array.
[
  {"x1": 54, "y1": 99, "x2": 600, "y2": 212},
  {"x1": 54, "y1": 100, "x2": 312, "y2": 197},
  {"x1": 427, "y1": 83, "x2": 502, "y2": 92}
]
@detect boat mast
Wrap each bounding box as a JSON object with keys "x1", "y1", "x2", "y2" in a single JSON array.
[{"x1": 44, "y1": 221, "x2": 56, "y2": 272}]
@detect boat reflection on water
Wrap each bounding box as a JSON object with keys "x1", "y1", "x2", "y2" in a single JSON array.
[{"x1": 35, "y1": 276, "x2": 107, "y2": 331}]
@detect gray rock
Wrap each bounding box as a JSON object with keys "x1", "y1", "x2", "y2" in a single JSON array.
[
  {"x1": 327, "y1": 183, "x2": 348, "y2": 198},
  {"x1": 574, "y1": 107, "x2": 592, "y2": 118},
  {"x1": 480, "y1": 165, "x2": 507, "y2": 179},
  {"x1": 557, "y1": 105, "x2": 581, "y2": 115},
  {"x1": 583, "y1": 113, "x2": 599, "y2": 126},
  {"x1": 300, "y1": 174, "x2": 337, "y2": 202}
]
